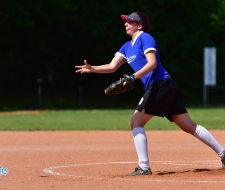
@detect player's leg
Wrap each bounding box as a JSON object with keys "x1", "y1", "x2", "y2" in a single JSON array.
[
  {"x1": 172, "y1": 113, "x2": 225, "y2": 164},
  {"x1": 127, "y1": 78, "x2": 179, "y2": 176},
  {"x1": 130, "y1": 109, "x2": 153, "y2": 129},
  {"x1": 127, "y1": 109, "x2": 153, "y2": 176},
  {"x1": 171, "y1": 113, "x2": 196, "y2": 134}
]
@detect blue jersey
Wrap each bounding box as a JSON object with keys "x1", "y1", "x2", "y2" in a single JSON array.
[{"x1": 116, "y1": 31, "x2": 170, "y2": 91}]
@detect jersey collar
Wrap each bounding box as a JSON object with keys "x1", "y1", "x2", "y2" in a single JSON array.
[{"x1": 131, "y1": 31, "x2": 143, "y2": 46}]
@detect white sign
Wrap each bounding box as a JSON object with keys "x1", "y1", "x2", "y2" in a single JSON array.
[{"x1": 204, "y1": 47, "x2": 216, "y2": 85}]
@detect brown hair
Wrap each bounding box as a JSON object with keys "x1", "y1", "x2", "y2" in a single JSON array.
[{"x1": 135, "y1": 11, "x2": 151, "y2": 33}]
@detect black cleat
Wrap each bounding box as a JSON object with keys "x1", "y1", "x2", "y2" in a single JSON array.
[
  {"x1": 126, "y1": 166, "x2": 152, "y2": 176},
  {"x1": 222, "y1": 150, "x2": 225, "y2": 169}
]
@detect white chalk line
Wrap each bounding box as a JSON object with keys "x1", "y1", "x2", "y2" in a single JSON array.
[
  {"x1": 43, "y1": 162, "x2": 137, "y2": 177},
  {"x1": 43, "y1": 161, "x2": 225, "y2": 183}
]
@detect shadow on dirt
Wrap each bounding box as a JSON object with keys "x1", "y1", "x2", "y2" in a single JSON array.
[{"x1": 157, "y1": 168, "x2": 213, "y2": 176}]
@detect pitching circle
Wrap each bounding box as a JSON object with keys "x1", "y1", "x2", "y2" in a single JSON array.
[{"x1": 43, "y1": 160, "x2": 225, "y2": 183}]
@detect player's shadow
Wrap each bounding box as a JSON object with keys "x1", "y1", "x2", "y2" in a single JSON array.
[{"x1": 157, "y1": 168, "x2": 212, "y2": 176}]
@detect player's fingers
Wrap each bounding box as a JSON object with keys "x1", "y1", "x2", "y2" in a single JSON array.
[
  {"x1": 75, "y1": 69, "x2": 82, "y2": 73},
  {"x1": 84, "y1": 60, "x2": 91, "y2": 67},
  {"x1": 76, "y1": 68, "x2": 89, "y2": 73},
  {"x1": 75, "y1": 65, "x2": 83, "y2": 68}
]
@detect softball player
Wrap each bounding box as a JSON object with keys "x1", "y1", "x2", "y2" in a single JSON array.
[{"x1": 75, "y1": 11, "x2": 225, "y2": 176}]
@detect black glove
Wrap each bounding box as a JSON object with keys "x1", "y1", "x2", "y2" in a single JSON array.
[{"x1": 104, "y1": 74, "x2": 137, "y2": 96}]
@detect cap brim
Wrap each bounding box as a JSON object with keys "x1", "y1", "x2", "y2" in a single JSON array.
[{"x1": 121, "y1": 15, "x2": 128, "y2": 20}]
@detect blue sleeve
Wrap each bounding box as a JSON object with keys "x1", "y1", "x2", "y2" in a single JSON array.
[
  {"x1": 141, "y1": 33, "x2": 157, "y2": 54},
  {"x1": 117, "y1": 42, "x2": 129, "y2": 57}
]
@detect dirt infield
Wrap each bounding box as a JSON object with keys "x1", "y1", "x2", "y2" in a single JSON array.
[{"x1": 0, "y1": 130, "x2": 225, "y2": 190}]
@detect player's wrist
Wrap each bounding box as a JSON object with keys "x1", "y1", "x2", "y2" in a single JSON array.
[{"x1": 130, "y1": 74, "x2": 137, "y2": 81}]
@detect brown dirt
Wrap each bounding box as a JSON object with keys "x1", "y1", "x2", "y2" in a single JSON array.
[
  {"x1": 0, "y1": 110, "x2": 43, "y2": 116},
  {"x1": 0, "y1": 130, "x2": 225, "y2": 190}
]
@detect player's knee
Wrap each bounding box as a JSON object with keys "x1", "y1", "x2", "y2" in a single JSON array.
[
  {"x1": 129, "y1": 120, "x2": 133, "y2": 130},
  {"x1": 129, "y1": 119, "x2": 140, "y2": 130},
  {"x1": 129, "y1": 120, "x2": 135, "y2": 130}
]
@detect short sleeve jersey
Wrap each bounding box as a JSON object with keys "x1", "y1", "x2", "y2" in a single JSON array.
[{"x1": 116, "y1": 31, "x2": 170, "y2": 91}]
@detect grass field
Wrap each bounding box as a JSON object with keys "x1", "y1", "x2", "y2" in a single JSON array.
[{"x1": 0, "y1": 108, "x2": 224, "y2": 131}]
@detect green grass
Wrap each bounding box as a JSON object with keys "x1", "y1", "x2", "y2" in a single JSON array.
[{"x1": 0, "y1": 108, "x2": 225, "y2": 131}]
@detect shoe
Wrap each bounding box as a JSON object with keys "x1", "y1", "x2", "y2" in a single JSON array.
[
  {"x1": 126, "y1": 166, "x2": 152, "y2": 176},
  {"x1": 222, "y1": 150, "x2": 225, "y2": 169}
]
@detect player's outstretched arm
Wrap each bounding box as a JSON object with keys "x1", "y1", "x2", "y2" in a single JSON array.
[{"x1": 75, "y1": 54, "x2": 126, "y2": 74}]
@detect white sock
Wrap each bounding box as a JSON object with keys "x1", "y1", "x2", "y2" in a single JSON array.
[
  {"x1": 194, "y1": 125, "x2": 225, "y2": 159},
  {"x1": 132, "y1": 127, "x2": 150, "y2": 170}
]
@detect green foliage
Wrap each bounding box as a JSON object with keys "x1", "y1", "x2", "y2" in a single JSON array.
[
  {"x1": 0, "y1": 0, "x2": 225, "y2": 109},
  {"x1": 0, "y1": 108, "x2": 224, "y2": 130},
  {"x1": 210, "y1": 0, "x2": 225, "y2": 27}
]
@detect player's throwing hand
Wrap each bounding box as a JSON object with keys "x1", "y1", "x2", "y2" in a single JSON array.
[{"x1": 75, "y1": 60, "x2": 93, "y2": 73}]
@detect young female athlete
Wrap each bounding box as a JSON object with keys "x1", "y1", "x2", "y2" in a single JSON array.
[{"x1": 75, "y1": 11, "x2": 225, "y2": 176}]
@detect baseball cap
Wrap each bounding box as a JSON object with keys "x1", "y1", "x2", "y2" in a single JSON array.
[{"x1": 121, "y1": 12, "x2": 145, "y2": 27}]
